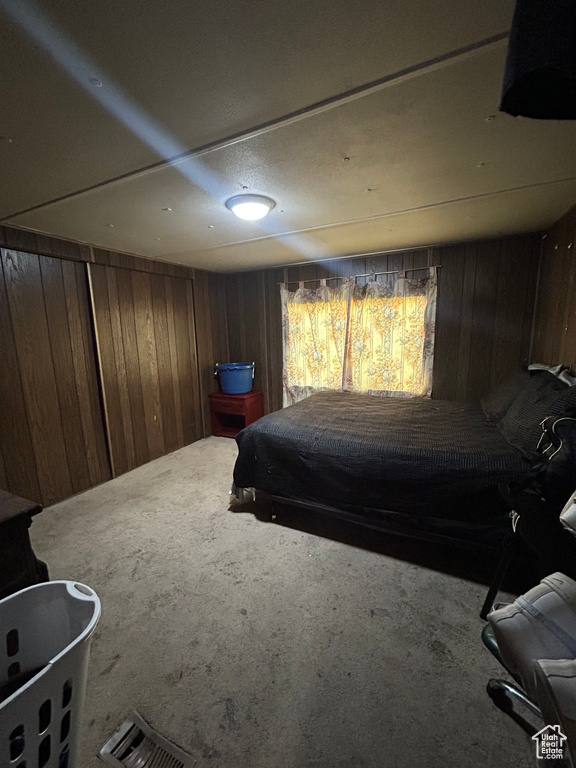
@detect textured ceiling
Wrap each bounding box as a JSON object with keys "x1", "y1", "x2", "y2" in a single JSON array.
[{"x1": 2, "y1": 0, "x2": 576, "y2": 271}]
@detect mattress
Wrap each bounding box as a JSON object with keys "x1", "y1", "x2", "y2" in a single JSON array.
[{"x1": 233, "y1": 390, "x2": 531, "y2": 521}]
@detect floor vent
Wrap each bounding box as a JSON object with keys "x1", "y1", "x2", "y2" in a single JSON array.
[{"x1": 99, "y1": 711, "x2": 196, "y2": 768}]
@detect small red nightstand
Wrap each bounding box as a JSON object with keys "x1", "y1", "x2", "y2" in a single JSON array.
[{"x1": 209, "y1": 389, "x2": 264, "y2": 438}]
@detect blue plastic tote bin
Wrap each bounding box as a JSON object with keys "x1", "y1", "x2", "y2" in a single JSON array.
[{"x1": 216, "y1": 362, "x2": 254, "y2": 394}]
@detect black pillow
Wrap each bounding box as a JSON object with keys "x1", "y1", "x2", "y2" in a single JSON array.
[
  {"x1": 498, "y1": 373, "x2": 576, "y2": 458},
  {"x1": 481, "y1": 369, "x2": 532, "y2": 423}
]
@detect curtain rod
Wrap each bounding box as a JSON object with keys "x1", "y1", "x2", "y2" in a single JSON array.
[{"x1": 278, "y1": 265, "x2": 441, "y2": 285}]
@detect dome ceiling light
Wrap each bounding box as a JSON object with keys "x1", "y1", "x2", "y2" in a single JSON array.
[{"x1": 225, "y1": 194, "x2": 275, "y2": 221}]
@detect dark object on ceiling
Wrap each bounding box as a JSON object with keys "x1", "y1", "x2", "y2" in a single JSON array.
[{"x1": 501, "y1": 0, "x2": 576, "y2": 119}]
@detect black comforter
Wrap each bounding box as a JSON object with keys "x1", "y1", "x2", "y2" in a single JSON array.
[{"x1": 233, "y1": 390, "x2": 530, "y2": 520}]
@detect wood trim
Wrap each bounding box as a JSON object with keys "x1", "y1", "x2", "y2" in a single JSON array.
[
  {"x1": 86, "y1": 262, "x2": 118, "y2": 478},
  {"x1": 0, "y1": 224, "x2": 195, "y2": 279}
]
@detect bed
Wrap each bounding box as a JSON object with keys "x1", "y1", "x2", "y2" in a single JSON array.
[{"x1": 232, "y1": 368, "x2": 576, "y2": 549}]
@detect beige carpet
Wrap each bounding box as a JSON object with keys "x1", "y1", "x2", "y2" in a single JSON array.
[{"x1": 30, "y1": 436, "x2": 534, "y2": 767}]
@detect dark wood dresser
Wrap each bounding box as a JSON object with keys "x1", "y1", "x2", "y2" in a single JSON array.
[{"x1": 0, "y1": 490, "x2": 49, "y2": 599}]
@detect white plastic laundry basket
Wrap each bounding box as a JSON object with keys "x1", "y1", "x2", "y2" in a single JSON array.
[{"x1": 0, "y1": 581, "x2": 101, "y2": 768}]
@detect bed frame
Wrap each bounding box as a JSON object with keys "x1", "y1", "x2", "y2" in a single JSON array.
[{"x1": 246, "y1": 489, "x2": 512, "y2": 553}]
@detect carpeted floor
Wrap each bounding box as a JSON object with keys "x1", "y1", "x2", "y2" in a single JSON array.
[{"x1": 30, "y1": 436, "x2": 535, "y2": 767}]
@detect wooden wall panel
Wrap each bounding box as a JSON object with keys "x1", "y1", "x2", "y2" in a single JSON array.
[
  {"x1": 0, "y1": 256, "x2": 41, "y2": 502},
  {"x1": 263, "y1": 267, "x2": 284, "y2": 414},
  {"x1": 164, "y1": 279, "x2": 185, "y2": 448},
  {"x1": 194, "y1": 270, "x2": 230, "y2": 436},
  {"x1": 152, "y1": 276, "x2": 179, "y2": 454},
  {"x1": 491, "y1": 237, "x2": 538, "y2": 388},
  {"x1": 132, "y1": 270, "x2": 167, "y2": 461},
  {"x1": 453, "y1": 243, "x2": 478, "y2": 401},
  {"x1": 467, "y1": 240, "x2": 501, "y2": 397},
  {"x1": 532, "y1": 204, "x2": 576, "y2": 369},
  {"x1": 171, "y1": 276, "x2": 200, "y2": 446},
  {"x1": 89, "y1": 264, "x2": 202, "y2": 475},
  {"x1": 431, "y1": 243, "x2": 465, "y2": 400},
  {"x1": 224, "y1": 234, "x2": 541, "y2": 409},
  {"x1": 3, "y1": 251, "x2": 73, "y2": 503},
  {"x1": 0, "y1": 225, "x2": 92, "y2": 263},
  {"x1": 224, "y1": 271, "x2": 274, "y2": 411},
  {"x1": 0, "y1": 443, "x2": 7, "y2": 492},
  {"x1": 40, "y1": 257, "x2": 94, "y2": 492},
  {"x1": 0, "y1": 249, "x2": 111, "y2": 505},
  {"x1": 115, "y1": 268, "x2": 149, "y2": 469},
  {"x1": 432, "y1": 234, "x2": 540, "y2": 400}
]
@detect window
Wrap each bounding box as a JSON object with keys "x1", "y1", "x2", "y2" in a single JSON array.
[{"x1": 281, "y1": 268, "x2": 437, "y2": 406}]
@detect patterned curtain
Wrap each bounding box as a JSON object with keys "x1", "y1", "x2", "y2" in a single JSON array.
[{"x1": 281, "y1": 267, "x2": 437, "y2": 406}]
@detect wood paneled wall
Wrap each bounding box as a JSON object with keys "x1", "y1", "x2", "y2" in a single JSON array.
[
  {"x1": 89, "y1": 264, "x2": 202, "y2": 476},
  {"x1": 193, "y1": 270, "x2": 230, "y2": 436},
  {"x1": 0, "y1": 225, "x2": 233, "y2": 437},
  {"x1": 531, "y1": 204, "x2": 576, "y2": 370},
  {"x1": 0, "y1": 249, "x2": 111, "y2": 505},
  {"x1": 225, "y1": 269, "x2": 283, "y2": 414},
  {"x1": 0, "y1": 221, "x2": 544, "y2": 507},
  {"x1": 0, "y1": 226, "x2": 228, "y2": 506},
  {"x1": 433, "y1": 235, "x2": 540, "y2": 400},
  {"x1": 225, "y1": 233, "x2": 541, "y2": 409}
]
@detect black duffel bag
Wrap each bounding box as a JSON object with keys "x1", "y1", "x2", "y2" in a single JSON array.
[
  {"x1": 501, "y1": 416, "x2": 576, "y2": 579},
  {"x1": 481, "y1": 415, "x2": 576, "y2": 619}
]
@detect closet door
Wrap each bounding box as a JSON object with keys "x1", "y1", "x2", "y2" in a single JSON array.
[
  {"x1": 0, "y1": 249, "x2": 111, "y2": 505},
  {"x1": 89, "y1": 264, "x2": 202, "y2": 477}
]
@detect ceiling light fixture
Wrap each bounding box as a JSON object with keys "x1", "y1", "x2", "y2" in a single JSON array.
[{"x1": 225, "y1": 194, "x2": 275, "y2": 221}]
